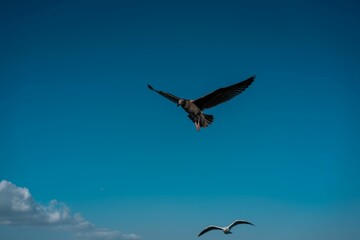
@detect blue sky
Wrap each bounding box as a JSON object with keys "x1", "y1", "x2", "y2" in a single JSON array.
[{"x1": 1, "y1": 0, "x2": 360, "y2": 240}]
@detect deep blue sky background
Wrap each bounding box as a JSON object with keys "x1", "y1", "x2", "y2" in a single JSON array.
[{"x1": 1, "y1": 1, "x2": 360, "y2": 240}]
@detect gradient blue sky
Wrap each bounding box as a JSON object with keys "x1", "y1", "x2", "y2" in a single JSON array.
[{"x1": 1, "y1": 0, "x2": 360, "y2": 240}]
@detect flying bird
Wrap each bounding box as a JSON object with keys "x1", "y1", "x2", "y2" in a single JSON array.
[
  {"x1": 198, "y1": 220, "x2": 254, "y2": 237},
  {"x1": 147, "y1": 76, "x2": 255, "y2": 131}
]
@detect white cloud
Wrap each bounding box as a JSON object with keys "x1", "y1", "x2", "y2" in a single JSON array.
[{"x1": 0, "y1": 180, "x2": 140, "y2": 240}]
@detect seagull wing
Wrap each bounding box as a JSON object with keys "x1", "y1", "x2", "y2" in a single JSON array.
[
  {"x1": 147, "y1": 84, "x2": 182, "y2": 104},
  {"x1": 228, "y1": 220, "x2": 254, "y2": 230},
  {"x1": 193, "y1": 76, "x2": 255, "y2": 110},
  {"x1": 198, "y1": 225, "x2": 223, "y2": 237}
]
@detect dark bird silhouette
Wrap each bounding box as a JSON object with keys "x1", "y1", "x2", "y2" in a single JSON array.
[
  {"x1": 198, "y1": 220, "x2": 254, "y2": 237},
  {"x1": 147, "y1": 76, "x2": 255, "y2": 131}
]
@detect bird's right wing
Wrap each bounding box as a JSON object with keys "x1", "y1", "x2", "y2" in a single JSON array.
[
  {"x1": 198, "y1": 225, "x2": 223, "y2": 237},
  {"x1": 193, "y1": 76, "x2": 255, "y2": 110},
  {"x1": 147, "y1": 84, "x2": 181, "y2": 104},
  {"x1": 228, "y1": 220, "x2": 254, "y2": 230}
]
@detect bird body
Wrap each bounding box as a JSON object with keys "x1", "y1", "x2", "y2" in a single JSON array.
[
  {"x1": 198, "y1": 220, "x2": 254, "y2": 237},
  {"x1": 148, "y1": 76, "x2": 255, "y2": 131},
  {"x1": 178, "y1": 99, "x2": 214, "y2": 131}
]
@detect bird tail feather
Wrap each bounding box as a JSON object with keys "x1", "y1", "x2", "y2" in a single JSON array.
[
  {"x1": 202, "y1": 114, "x2": 214, "y2": 127},
  {"x1": 188, "y1": 114, "x2": 214, "y2": 129}
]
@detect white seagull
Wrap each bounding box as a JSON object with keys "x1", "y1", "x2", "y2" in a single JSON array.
[{"x1": 198, "y1": 220, "x2": 254, "y2": 237}]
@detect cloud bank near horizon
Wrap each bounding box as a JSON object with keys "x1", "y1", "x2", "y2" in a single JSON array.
[{"x1": 0, "y1": 180, "x2": 139, "y2": 240}]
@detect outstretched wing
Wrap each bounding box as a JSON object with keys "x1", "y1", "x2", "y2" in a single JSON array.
[
  {"x1": 228, "y1": 220, "x2": 254, "y2": 230},
  {"x1": 147, "y1": 84, "x2": 181, "y2": 104},
  {"x1": 198, "y1": 225, "x2": 223, "y2": 237},
  {"x1": 193, "y1": 76, "x2": 255, "y2": 110}
]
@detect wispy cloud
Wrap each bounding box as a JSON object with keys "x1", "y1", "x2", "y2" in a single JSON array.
[{"x1": 0, "y1": 180, "x2": 139, "y2": 240}]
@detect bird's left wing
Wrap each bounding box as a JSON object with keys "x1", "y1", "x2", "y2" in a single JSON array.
[
  {"x1": 198, "y1": 225, "x2": 223, "y2": 237},
  {"x1": 228, "y1": 220, "x2": 254, "y2": 230},
  {"x1": 148, "y1": 84, "x2": 181, "y2": 104},
  {"x1": 193, "y1": 76, "x2": 255, "y2": 110}
]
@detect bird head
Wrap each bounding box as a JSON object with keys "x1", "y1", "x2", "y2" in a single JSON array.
[{"x1": 177, "y1": 99, "x2": 185, "y2": 107}]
